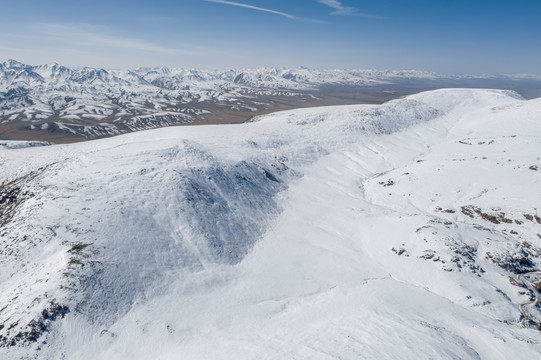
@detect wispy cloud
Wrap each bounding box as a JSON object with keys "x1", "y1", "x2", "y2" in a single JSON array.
[
  {"x1": 315, "y1": 0, "x2": 384, "y2": 18},
  {"x1": 203, "y1": 0, "x2": 295, "y2": 19},
  {"x1": 316, "y1": 0, "x2": 356, "y2": 15},
  {"x1": 0, "y1": 22, "x2": 259, "y2": 68},
  {"x1": 0, "y1": 44, "x2": 34, "y2": 53},
  {"x1": 39, "y1": 24, "x2": 194, "y2": 55},
  {"x1": 202, "y1": 0, "x2": 327, "y2": 23}
]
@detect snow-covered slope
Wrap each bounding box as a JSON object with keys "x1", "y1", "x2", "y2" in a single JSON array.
[
  {"x1": 7, "y1": 59, "x2": 541, "y2": 142},
  {"x1": 0, "y1": 89, "x2": 540, "y2": 359},
  {"x1": 0, "y1": 60, "x2": 429, "y2": 129}
]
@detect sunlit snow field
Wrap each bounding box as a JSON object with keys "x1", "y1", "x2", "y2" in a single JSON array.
[{"x1": 1, "y1": 89, "x2": 540, "y2": 359}]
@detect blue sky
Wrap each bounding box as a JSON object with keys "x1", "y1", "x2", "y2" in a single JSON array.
[{"x1": 0, "y1": 0, "x2": 539, "y2": 74}]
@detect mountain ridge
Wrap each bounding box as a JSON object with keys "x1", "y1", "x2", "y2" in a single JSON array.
[{"x1": 2, "y1": 60, "x2": 540, "y2": 143}]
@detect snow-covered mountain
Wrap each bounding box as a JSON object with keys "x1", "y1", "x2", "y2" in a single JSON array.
[
  {"x1": 1, "y1": 89, "x2": 541, "y2": 359},
  {"x1": 5, "y1": 59, "x2": 537, "y2": 142}
]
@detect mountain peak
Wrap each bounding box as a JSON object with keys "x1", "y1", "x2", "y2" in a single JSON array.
[{"x1": 2, "y1": 59, "x2": 26, "y2": 68}]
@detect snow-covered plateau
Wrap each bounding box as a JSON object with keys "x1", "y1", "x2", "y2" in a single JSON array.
[{"x1": 0, "y1": 88, "x2": 540, "y2": 359}]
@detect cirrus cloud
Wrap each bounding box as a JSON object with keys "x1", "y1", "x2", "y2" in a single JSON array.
[
  {"x1": 202, "y1": 0, "x2": 326, "y2": 23},
  {"x1": 315, "y1": 0, "x2": 385, "y2": 18}
]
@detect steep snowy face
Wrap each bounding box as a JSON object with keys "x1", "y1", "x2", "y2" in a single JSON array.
[{"x1": 1, "y1": 89, "x2": 540, "y2": 359}]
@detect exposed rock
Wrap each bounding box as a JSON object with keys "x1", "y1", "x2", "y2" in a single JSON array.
[{"x1": 0, "y1": 303, "x2": 69, "y2": 348}]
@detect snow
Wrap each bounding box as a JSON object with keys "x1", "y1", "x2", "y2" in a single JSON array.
[
  {"x1": 4, "y1": 60, "x2": 539, "y2": 141},
  {"x1": 0, "y1": 89, "x2": 540, "y2": 359}
]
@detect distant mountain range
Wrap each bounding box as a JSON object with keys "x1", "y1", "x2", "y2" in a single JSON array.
[{"x1": 1, "y1": 59, "x2": 540, "y2": 142}]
